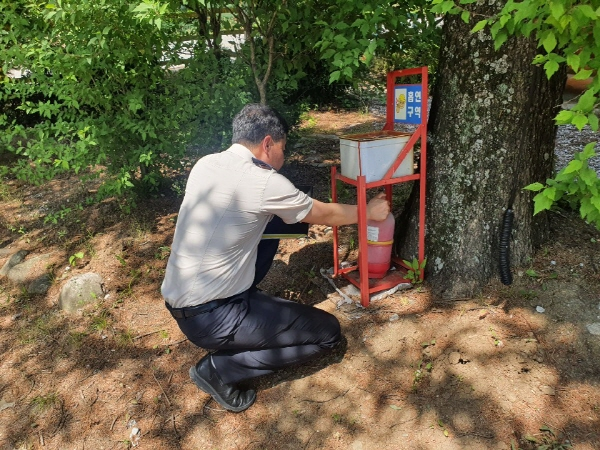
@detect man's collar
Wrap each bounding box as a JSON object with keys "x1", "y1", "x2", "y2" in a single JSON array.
[{"x1": 227, "y1": 143, "x2": 276, "y2": 171}]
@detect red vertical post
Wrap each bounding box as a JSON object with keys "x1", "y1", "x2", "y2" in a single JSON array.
[
  {"x1": 331, "y1": 166, "x2": 340, "y2": 277},
  {"x1": 357, "y1": 175, "x2": 370, "y2": 307},
  {"x1": 418, "y1": 67, "x2": 428, "y2": 279},
  {"x1": 385, "y1": 184, "x2": 392, "y2": 205}
]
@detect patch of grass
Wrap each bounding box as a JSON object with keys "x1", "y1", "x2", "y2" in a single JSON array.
[
  {"x1": 129, "y1": 217, "x2": 153, "y2": 239},
  {"x1": 116, "y1": 329, "x2": 134, "y2": 348},
  {"x1": 155, "y1": 246, "x2": 170, "y2": 260},
  {"x1": 18, "y1": 314, "x2": 58, "y2": 344},
  {"x1": 67, "y1": 331, "x2": 87, "y2": 349},
  {"x1": 412, "y1": 359, "x2": 432, "y2": 391},
  {"x1": 520, "y1": 425, "x2": 573, "y2": 449},
  {"x1": 90, "y1": 309, "x2": 111, "y2": 332},
  {"x1": 31, "y1": 392, "x2": 60, "y2": 413}
]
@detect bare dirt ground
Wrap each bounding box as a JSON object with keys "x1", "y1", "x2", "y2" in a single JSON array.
[{"x1": 1, "y1": 110, "x2": 600, "y2": 450}]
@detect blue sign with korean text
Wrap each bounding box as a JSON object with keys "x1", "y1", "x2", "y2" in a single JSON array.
[{"x1": 394, "y1": 85, "x2": 423, "y2": 124}]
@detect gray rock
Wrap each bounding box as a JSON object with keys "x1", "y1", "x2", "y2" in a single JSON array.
[
  {"x1": 28, "y1": 274, "x2": 53, "y2": 295},
  {"x1": 0, "y1": 250, "x2": 28, "y2": 276},
  {"x1": 5, "y1": 253, "x2": 52, "y2": 284},
  {"x1": 587, "y1": 323, "x2": 600, "y2": 336},
  {"x1": 0, "y1": 247, "x2": 16, "y2": 257},
  {"x1": 59, "y1": 273, "x2": 105, "y2": 313}
]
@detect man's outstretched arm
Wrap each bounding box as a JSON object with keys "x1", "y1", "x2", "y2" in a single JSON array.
[{"x1": 302, "y1": 192, "x2": 390, "y2": 226}]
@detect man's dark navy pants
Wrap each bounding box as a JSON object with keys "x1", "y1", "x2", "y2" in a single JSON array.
[{"x1": 168, "y1": 233, "x2": 342, "y2": 385}]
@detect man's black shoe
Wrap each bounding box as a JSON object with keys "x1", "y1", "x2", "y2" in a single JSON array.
[{"x1": 189, "y1": 355, "x2": 256, "y2": 412}]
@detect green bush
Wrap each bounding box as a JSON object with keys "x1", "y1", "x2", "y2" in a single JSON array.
[{"x1": 0, "y1": 0, "x2": 250, "y2": 198}]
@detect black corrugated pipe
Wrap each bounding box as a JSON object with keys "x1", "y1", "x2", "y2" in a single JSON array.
[
  {"x1": 499, "y1": 190, "x2": 516, "y2": 286},
  {"x1": 499, "y1": 207, "x2": 514, "y2": 285}
]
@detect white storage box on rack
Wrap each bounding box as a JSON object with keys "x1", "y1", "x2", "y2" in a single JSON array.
[{"x1": 339, "y1": 131, "x2": 413, "y2": 183}]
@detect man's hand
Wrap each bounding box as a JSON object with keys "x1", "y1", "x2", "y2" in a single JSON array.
[{"x1": 366, "y1": 192, "x2": 390, "y2": 222}]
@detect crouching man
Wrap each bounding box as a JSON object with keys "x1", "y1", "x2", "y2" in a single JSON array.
[{"x1": 161, "y1": 104, "x2": 390, "y2": 412}]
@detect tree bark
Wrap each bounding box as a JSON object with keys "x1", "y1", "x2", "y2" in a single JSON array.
[{"x1": 395, "y1": 1, "x2": 566, "y2": 299}]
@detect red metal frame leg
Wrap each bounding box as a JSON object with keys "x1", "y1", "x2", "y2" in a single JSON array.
[
  {"x1": 331, "y1": 167, "x2": 340, "y2": 277},
  {"x1": 357, "y1": 175, "x2": 369, "y2": 307}
]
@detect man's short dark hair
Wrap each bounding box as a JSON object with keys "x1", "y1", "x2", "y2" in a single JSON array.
[{"x1": 232, "y1": 104, "x2": 289, "y2": 145}]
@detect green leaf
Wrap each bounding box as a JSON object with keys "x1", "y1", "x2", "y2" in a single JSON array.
[
  {"x1": 555, "y1": 109, "x2": 574, "y2": 124},
  {"x1": 441, "y1": 1, "x2": 456, "y2": 14},
  {"x1": 588, "y1": 114, "x2": 599, "y2": 131},
  {"x1": 542, "y1": 32, "x2": 557, "y2": 52},
  {"x1": 494, "y1": 31, "x2": 508, "y2": 50},
  {"x1": 544, "y1": 59, "x2": 560, "y2": 78},
  {"x1": 523, "y1": 182, "x2": 545, "y2": 192},
  {"x1": 533, "y1": 193, "x2": 554, "y2": 215},
  {"x1": 564, "y1": 159, "x2": 583, "y2": 173},
  {"x1": 566, "y1": 52, "x2": 580, "y2": 73},
  {"x1": 575, "y1": 89, "x2": 597, "y2": 112},
  {"x1": 471, "y1": 20, "x2": 488, "y2": 33},
  {"x1": 576, "y1": 4, "x2": 597, "y2": 19},
  {"x1": 544, "y1": 186, "x2": 557, "y2": 200},
  {"x1": 461, "y1": 11, "x2": 470, "y2": 23},
  {"x1": 580, "y1": 167, "x2": 598, "y2": 186},
  {"x1": 549, "y1": 1, "x2": 565, "y2": 20},
  {"x1": 572, "y1": 113, "x2": 589, "y2": 130},
  {"x1": 581, "y1": 142, "x2": 597, "y2": 159},
  {"x1": 329, "y1": 70, "x2": 341, "y2": 83},
  {"x1": 573, "y1": 69, "x2": 594, "y2": 80}
]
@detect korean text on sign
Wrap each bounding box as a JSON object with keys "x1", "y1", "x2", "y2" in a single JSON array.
[{"x1": 394, "y1": 85, "x2": 423, "y2": 125}]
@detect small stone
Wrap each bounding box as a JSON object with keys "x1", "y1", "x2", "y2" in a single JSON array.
[
  {"x1": 536, "y1": 306, "x2": 545, "y2": 313},
  {"x1": 586, "y1": 323, "x2": 600, "y2": 335},
  {"x1": 540, "y1": 385, "x2": 555, "y2": 396},
  {"x1": 449, "y1": 352, "x2": 461, "y2": 364},
  {"x1": 389, "y1": 314, "x2": 399, "y2": 322}
]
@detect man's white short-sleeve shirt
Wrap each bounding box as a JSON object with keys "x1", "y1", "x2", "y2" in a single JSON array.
[{"x1": 161, "y1": 144, "x2": 313, "y2": 308}]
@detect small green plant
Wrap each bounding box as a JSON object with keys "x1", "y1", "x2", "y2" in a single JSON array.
[
  {"x1": 155, "y1": 246, "x2": 170, "y2": 260},
  {"x1": 403, "y1": 257, "x2": 427, "y2": 284},
  {"x1": 90, "y1": 309, "x2": 111, "y2": 332},
  {"x1": 159, "y1": 330, "x2": 169, "y2": 340},
  {"x1": 489, "y1": 327, "x2": 502, "y2": 347},
  {"x1": 171, "y1": 179, "x2": 186, "y2": 198},
  {"x1": 115, "y1": 253, "x2": 127, "y2": 266},
  {"x1": 299, "y1": 109, "x2": 318, "y2": 129},
  {"x1": 421, "y1": 339, "x2": 436, "y2": 348},
  {"x1": 412, "y1": 359, "x2": 433, "y2": 390},
  {"x1": 69, "y1": 252, "x2": 84, "y2": 267},
  {"x1": 67, "y1": 331, "x2": 87, "y2": 349},
  {"x1": 526, "y1": 269, "x2": 539, "y2": 278},
  {"x1": 521, "y1": 425, "x2": 573, "y2": 449},
  {"x1": 305, "y1": 266, "x2": 316, "y2": 278},
  {"x1": 349, "y1": 236, "x2": 357, "y2": 251},
  {"x1": 31, "y1": 393, "x2": 59, "y2": 413},
  {"x1": 332, "y1": 413, "x2": 343, "y2": 423},
  {"x1": 116, "y1": 329, "x2": 135, "y2": 347}
]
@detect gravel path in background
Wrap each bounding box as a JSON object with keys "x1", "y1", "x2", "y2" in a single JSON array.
[{"x1": 555, "y1": 124, "x2": 600, "y2": 173}]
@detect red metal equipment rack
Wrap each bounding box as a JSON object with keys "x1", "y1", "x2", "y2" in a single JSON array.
[{"x1": 330, "y1": 66, "x2": 428, "y2": 307}]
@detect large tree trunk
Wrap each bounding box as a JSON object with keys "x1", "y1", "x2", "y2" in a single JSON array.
[{"x1": 396, "y1": 1, "x2": 566, "y2": 299}]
